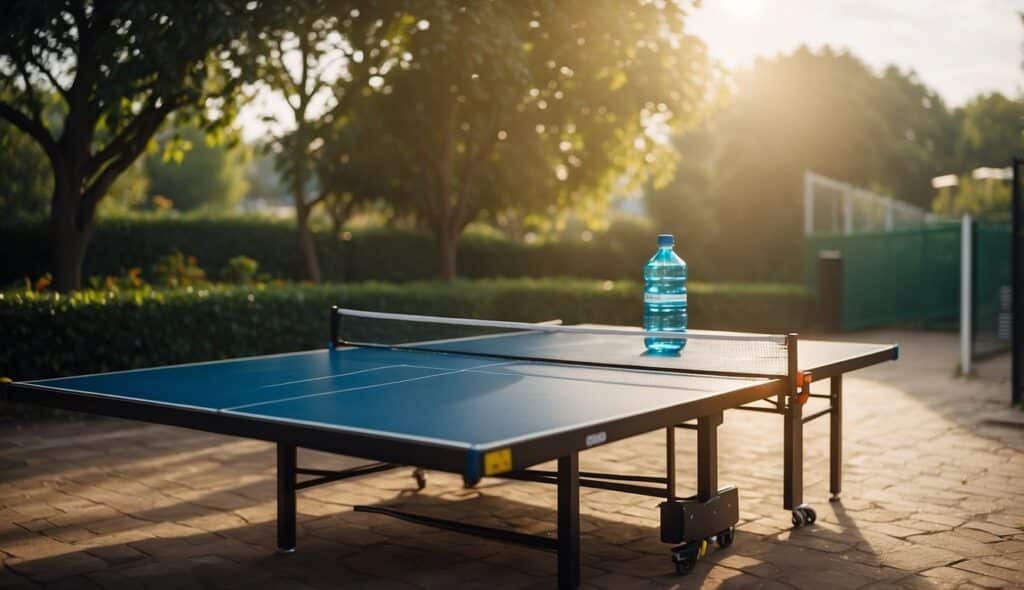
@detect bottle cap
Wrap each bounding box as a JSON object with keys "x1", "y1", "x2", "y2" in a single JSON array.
[{"x1": 657, "y1": 234, "x2": 674, "y2": 247}]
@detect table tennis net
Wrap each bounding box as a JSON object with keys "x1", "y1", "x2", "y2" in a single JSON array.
[{"x1": 334, "y1": 308, "x2": 792, "y2": 378}]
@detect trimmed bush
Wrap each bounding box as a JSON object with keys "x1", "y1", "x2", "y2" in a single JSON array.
[
  {"x1": 0, "y1": 279, "x2": 812, "y2": 381},
  {"x1": 0, "y1": 217, "x2": 801, "y2": 285}
]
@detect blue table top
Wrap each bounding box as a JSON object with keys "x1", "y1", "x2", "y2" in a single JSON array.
[
  {"x1": 20, "y1": 332, "x2": 895, "y2": 452},
  {"x1": 22, "y1": 346, "x2": 766, "y2": 451}
]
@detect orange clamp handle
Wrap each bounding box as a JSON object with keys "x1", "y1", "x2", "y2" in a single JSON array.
[{"x1": 796, "y1": 371, "x2": 812, "y2": 405}]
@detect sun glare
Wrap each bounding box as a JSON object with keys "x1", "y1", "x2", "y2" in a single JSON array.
[{"x1": 722, "y1": 0, "x2": 763, "y2": 18}]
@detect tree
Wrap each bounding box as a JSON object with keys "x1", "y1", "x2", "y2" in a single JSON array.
[
  {"x1": 873, "y1": 66, "x2": 959, "y2": 209},
  {"x1": 643, "y1": 124, "x2": 718, "y2": 260},
  {"x1": 145, "y1": 124, "x2": 251, "y2": 212},
  {"x1": 97, "y1": 157, "x2": 149, "y2": 215},
  {"x1": 932, "y1": 174, "x2": 1012, "y2": 223},
  {"x1": 0, "y1": 1, "x2": 269, "y2": 291},
  {"x1": 0, "y1": 118, "x2": 51, "y2": 223},
  {"x1": 353, "y1": 0, "x2": 714, "y2": 280},
  {"x1": 954, "y1": 92, "x2": 1024, "y2": 171},
  {"x1": 707, "y1": 47, "x2": 958, "y2": 280},
  {"x1": 250, "y1": 0, "x2": 411, "y2": 282},
  {"x1": 244, "y1": 152, "x2": 288, "y2": 203}
]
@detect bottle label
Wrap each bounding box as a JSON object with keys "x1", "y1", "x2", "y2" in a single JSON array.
[{"x1": 644, "y1": 293, "x2": 687, "y2": 304}]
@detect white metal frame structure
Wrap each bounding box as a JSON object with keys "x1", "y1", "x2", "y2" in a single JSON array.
[{"x1": 803, "y1": 171, "x2": 937, "y2": 235}]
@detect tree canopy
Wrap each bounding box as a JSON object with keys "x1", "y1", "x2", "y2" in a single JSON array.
[
  {"x1": 669, "y1": 47, "x2": 961, "y2": 279},
  {"x1": 249, "y1": 0, "x2": 412, "y2": 282},
  {"x1": 0, "y1": 0, "x2": 270, "y2": 290},
  {"x1": 953, "y1": 92, "x2": 1024, "y2": 171},
  {"x1": 0, "y1": 117, "x2": 50, "y2": 223},
  {"x1": 336, "y1": 0, "x2": 715, "y2": 278},
  {"x1": 145, "y1": 123, "x2": 251, "y2": 212}
]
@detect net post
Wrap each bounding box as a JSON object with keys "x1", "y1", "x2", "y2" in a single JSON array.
[{"x1": 329, "y1": 305, "x2": 340, "y2": 350}]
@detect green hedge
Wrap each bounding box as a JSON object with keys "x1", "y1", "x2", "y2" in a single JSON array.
[
  {"x1": 1, "y1": 216, "x2": 791, "y2": 285},
  {"x1": 0, "y1": 279, "x2": 812, "y2": 381}
]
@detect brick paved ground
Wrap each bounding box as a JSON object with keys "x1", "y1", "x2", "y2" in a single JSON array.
[{"x1": 1, "y1": 330, "x2": 1022, "y2": 589}]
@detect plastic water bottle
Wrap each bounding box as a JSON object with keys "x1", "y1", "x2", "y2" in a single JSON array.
[{"x1": 644, "y1": 234, "x2": 687, "y2": 353}]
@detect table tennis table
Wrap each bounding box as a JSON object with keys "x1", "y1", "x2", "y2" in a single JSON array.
[{"x1": 2, "y1": 307, "x2": 897, "y2": 589}]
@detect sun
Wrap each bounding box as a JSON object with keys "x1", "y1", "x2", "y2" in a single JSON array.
[{"x1": 721, "y1": 0, "x2": 764, "y2": 18}]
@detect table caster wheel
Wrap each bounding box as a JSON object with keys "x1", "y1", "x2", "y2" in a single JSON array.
[
  {"x1": 674, "y1": 554, "x2": 696, "y2": 575},
  {"x1": 792, "y1": 504, "x2": 816, "y2": 527},
  {"x1": 715, "y1": 526, "x2": 735, "y2": 548},
  {"x1": 671, "y1": 539, "x2": 708, "y2": 575},
  {"x1": 412, "y1": 468, "x2": 427, "y2": 490}
]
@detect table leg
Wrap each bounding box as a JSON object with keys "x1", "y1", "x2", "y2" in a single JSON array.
[
  {"x1": 697, "y1": 412, "x2": 723, "y2": 502},
  {"x1": 830, "y1": 375, "x2": 843, "y2": 500},
  {"x1": 557, "y1": 453, "x2": 580, "y2": 589},
  {"x1": 277, "y1": 443, "x2": 297, "y2": 553},
  {"x1": 784, "y1": 395, "x2": 803, "y2": 511}
]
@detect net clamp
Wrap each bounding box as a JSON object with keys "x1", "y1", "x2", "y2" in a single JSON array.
[{"x1": 796, "y1": 371, "x2": 812, "y2": 405}]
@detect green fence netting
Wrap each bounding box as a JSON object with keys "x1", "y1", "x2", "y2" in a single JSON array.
[
  {"x1": 971, "y1": 222, "x2": 1012, "y2": 358},
  {"x1": 805, "y1": 223, "x2": 961, "y2": 331}
]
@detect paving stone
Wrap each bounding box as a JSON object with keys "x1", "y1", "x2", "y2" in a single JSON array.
[
  {"x1": 961, "y1": 521, "x2": 1023, "y2": 538},
  {"x1": 876, "y1": 545, "x2": 961, "y2": 572},
  {"x1": 956, "y1": 527, "x2": 1005, "y2": 543},
  {"x1": 5, "y1": 550, "x2": 107, "y2": 582},
  {"x1": 85, "y1": 543, "x2": 148, "y2": 565},
  {"x1": 0, "y1": 534, "x2": 70, "y2": 560},
  {"x1": 907, "y1": 531, "x2": 1002, "y2": 558},
  {"x1": 954, "y1": 559, "x2": 1024, "y2": 586},
  {"x1": 976, "y1": 555, "x2": 1023, "y2": 574},
  {"x1": 780, "y1": 567, "x2": 879, "y2": 590},
  {"x1": 0, "y1": 563, "x2": 38, "y2": 589},
  {"x1": 40, "y1": 525, "x2": 98, "y2": 544}
]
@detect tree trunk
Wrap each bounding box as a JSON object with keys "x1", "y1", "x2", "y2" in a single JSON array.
[
  {"x1": 49, "y1": 185, "x2": 94, "y2": 293},
  {"x1": 296, "y1": 207, "x2": 322, "y2": 283},
  {"x1": 437, "y1": 229, "x2": 459, "y2": 282}
]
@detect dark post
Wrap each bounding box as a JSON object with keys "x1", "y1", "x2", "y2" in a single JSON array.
[
  {"x1": 829, "y1": 375, "x2": 843, "y2": 500},
  {"x1": 557, "y1": 454, "x2": 580, "y2": 589},
  {"x1": 1014, "y1": 158, "x2": 1023, "y2": 405},
  {"x1": 696, "y1": 412, "x2": 723, "y2": 501},
  {"x1": 818, "y1": 250, "x2": 843, "y2": 332},
  {"x1": 665, "y1": 427, "x2": 676, "y2": 501},
  {"x1": 277, "y1": 443, "x2": 297, "y2": 553},
  {"x1": 783, "y1": 333, "x2": 803, "y2": 510}
]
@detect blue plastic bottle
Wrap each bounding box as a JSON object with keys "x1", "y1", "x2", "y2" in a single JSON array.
[{"x1": 644, "y1": 234, "x2": 687, "y2": 353}]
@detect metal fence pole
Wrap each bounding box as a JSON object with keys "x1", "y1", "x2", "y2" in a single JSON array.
[
  {"x1": 804, "y1": 171, "x2": 814, "y2": 235},
  {"x1": 961, "y1": 215, "x2": 973, "y2": 376},
  {"x1": 1013, "y1": 158, "x2": 1023, "y2": 405}
]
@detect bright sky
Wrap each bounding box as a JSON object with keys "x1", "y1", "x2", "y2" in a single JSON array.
[
  {"x1": 238, "y1": 2, "x2": 1023, "y2": 142},
  {"x1": 688, "y1": 0, "x2": 1023, "y2": 107}
]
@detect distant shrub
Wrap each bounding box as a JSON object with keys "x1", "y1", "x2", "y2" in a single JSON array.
[
  {"x1": 86, "y1": 267, "x2": 147, "y2": 291},
  {"x1": 152, "y1": 252, "x2": 207, "y2": 287},
  {"x1": 0, "y1": 216, "x2": 802, "y2": 285},
  {"x1": 0, "y1": 278, "x2": 813, "y2": 382},
  {"x1": 221, "y1": 255, "x2": 261, "y2": 284}
]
